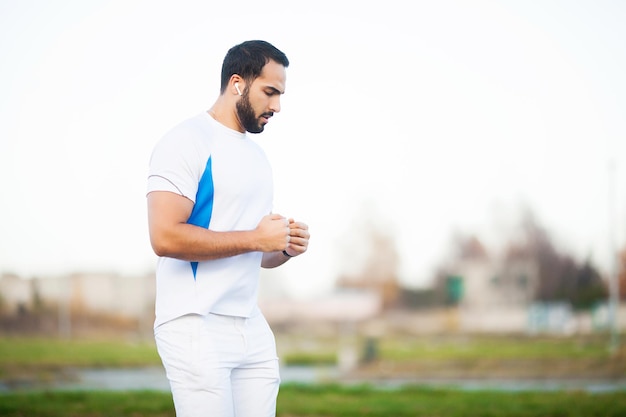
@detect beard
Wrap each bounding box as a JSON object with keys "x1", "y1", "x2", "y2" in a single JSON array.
[{"x1": 235, "y1": 91, "x2": 271, "y2": 134}]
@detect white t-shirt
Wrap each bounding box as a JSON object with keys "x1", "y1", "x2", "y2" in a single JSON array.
[{"x1": 147, "y1": 112, "x2": 274, "y2": 327}]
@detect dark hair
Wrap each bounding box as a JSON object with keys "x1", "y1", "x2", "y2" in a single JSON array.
[{"x1": 220, "y1": 40, "x2": 289, "y2": 94}]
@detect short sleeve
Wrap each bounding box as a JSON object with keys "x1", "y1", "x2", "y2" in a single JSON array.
[{"x1": 146, "y1": 124, "x2": 204, "y2": 203}]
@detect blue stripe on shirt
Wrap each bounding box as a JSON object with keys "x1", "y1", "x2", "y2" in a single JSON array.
[{"x1": 187, "y1": 156, "x2": 214, "y2": 279}]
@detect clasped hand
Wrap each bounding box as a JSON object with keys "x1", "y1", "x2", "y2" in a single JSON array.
[{"x1": 256, "y1": 214, "x2": 310, "y2": 256}]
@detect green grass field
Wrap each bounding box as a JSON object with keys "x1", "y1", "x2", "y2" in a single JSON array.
[
  {"x1": 0, "y1": 337, "x2": 160, "y2": 382},
  {"x1": 0, "y1": 338, "x2": 160, "y2": 370},
  {"x1": 1, "y1": 385, "x2": 625, "y2": 417},
  {"x1": 0, "y1": 334, "x2": 624, "y2": 416},
  {"x1": 279, "y1": 332, "x2": 626, "y2": 379},
  {"x1": 0, "y1": 333, "x2": 618, "y2": 370}
]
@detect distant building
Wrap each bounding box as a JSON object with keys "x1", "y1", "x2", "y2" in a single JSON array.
[
  {"x1": 0, "y1": 271, "x2": 155, "y2": 320},
  {"x1": 0, "y1": 273, "x2": 32, "y2": 312}
]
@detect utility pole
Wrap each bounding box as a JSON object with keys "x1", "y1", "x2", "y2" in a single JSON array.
[
  {"x1": 58, "y1": 275, "x2": 71, "y2": 339},
  {"x1": 608, "y1": 160, "x2": 619, "y2": 353}
]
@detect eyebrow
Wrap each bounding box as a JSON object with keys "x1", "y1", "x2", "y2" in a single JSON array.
[{"x1": 264, "y1": 85, "x2": 284, "y2": 95}]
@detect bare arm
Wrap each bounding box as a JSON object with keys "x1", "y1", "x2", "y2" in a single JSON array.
[
  {"x1": 147, "y1": 191, "x2": 290, "y2": 261},
  {"x1": 261, "y1": 219, "x2": 310, "y2": 268}
]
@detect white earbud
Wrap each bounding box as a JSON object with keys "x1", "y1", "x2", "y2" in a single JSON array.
[{"x1": 235, "y1": 83, "x2": 242, "y2": 96}]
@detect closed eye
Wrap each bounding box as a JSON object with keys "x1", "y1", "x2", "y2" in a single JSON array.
[{"x1": 264, "y1": 87, "x2": 283, "y2": 96}]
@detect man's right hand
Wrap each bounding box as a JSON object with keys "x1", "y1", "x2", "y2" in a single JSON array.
[{"x1": 254, "y1": 214, "x2": 290, "y2": 252}]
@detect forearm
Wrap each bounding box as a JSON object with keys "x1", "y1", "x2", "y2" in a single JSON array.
[
  {"x1": 151, "y1": 223, "x2": 261, "y2": 261},
  {"x1": 148, "y1": 192, "x2": 292, "y2": 261}
]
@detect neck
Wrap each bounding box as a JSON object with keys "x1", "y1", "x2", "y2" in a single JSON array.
[{"x1": 208, "y1": 98, "x2": 245, "y2": 133}]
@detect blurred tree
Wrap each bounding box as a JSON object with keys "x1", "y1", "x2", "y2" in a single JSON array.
[
  {"x1": 570, "y1": 260, "x2": 608, "y2": 310},
  {"x1": 508, "y1": 209, "x2": 607, "y2": 310},
  {"x1": 427, "y1": 209, "x2": 608, "y2": 312}
]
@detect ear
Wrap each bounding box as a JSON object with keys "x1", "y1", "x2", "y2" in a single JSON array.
[{"x1": 229, "y1": 75, "x2": 245, "y2": 96}]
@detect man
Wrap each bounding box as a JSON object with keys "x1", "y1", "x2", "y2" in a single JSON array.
[{"x1": 146, "y1": 40, "x2": 310, "y2": 417}]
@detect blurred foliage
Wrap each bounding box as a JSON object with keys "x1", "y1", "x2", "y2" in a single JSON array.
[{"x1": 516, "y1": 211, "x2": 608, "y2": 309}]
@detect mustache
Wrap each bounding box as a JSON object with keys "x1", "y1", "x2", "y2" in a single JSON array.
[{"x1": 261, "y1": 112, "x2": 274, "y2": 118}]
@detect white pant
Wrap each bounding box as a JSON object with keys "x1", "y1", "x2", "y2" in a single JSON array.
[{"x1": 155, "y1": 309, "x2": 280, "y2": 417}]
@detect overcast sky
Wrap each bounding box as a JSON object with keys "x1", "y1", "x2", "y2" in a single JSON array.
[{"x1": 1, "y1": 0, "x2": 625, "y2": 298}]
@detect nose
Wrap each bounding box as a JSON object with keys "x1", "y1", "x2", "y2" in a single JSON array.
[{"x1": 269, "y1": 96, "x2": 281, "y2": 114}]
